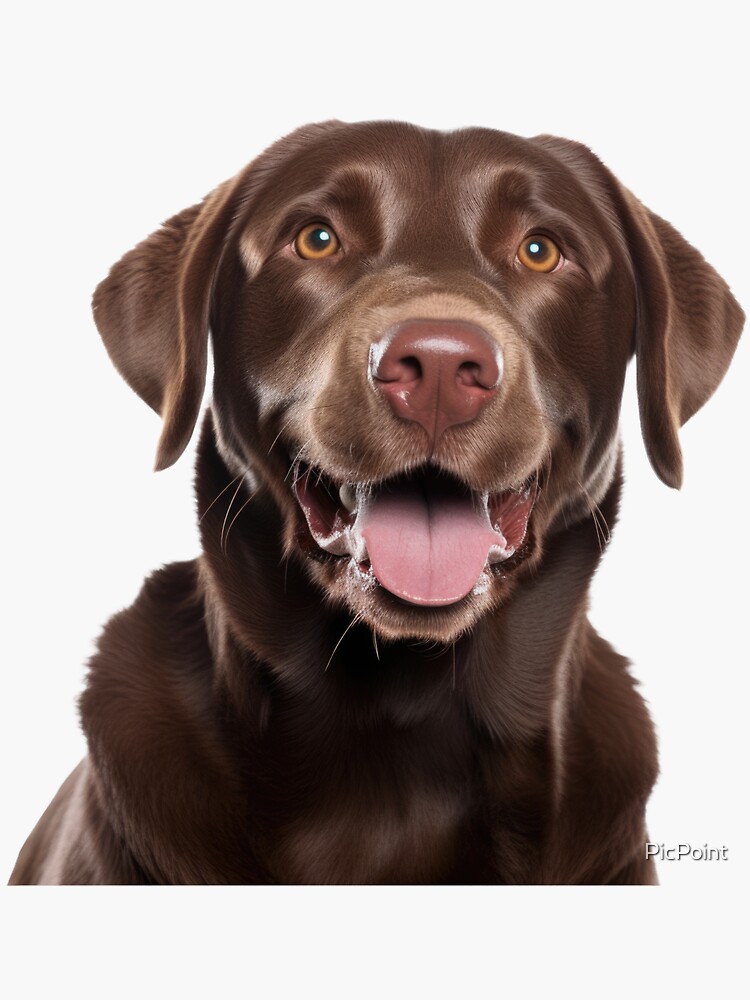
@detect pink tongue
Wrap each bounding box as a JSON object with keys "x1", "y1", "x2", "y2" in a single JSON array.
[{"x1": 358, "y1": 481, "x2": 502, "y2": 607}]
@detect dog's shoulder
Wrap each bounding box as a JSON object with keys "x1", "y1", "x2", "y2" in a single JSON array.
[
  {"x1": 77, "y1": 560, "x2": 256, "y2": 883},
  {"x1": 80, "y1": 557, "x2": 220, "y2": 804},
  {"x1": 82, "y1": 559, "x2": 211, "y2": 719}
]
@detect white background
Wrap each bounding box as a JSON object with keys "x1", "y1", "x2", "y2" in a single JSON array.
[{"x1": 1, "y1": 0, "x2": 748, "y2": 995}]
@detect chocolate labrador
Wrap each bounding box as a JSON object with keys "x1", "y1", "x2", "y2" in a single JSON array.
[{"x1": 10, "y1": 121, "x2": 743, "y2": 884}]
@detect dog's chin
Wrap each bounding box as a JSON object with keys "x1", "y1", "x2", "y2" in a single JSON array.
[
  {"x1": 291, "y1": 460, "x2": 538, "y2": 643},
  {"x1": 309, "y1": 558, "x2": 514, "y2": 643}
]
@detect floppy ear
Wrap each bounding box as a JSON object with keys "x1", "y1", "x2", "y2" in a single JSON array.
[
  {"x1": 533, "y1": 135, "x2": 744, "y2": 489},
  {"x1": 608, "y1": 184, "x2": 744, "y2": 488},
  {"x1": 92, "y1": 171, "x2": 248, "y2": 471}
]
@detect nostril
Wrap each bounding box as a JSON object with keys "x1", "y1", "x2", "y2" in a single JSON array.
[
  {"x1": 456, "y1": 361, "x2": 487, "y2": 389},
  {"x1": 399, "y1": 356, "x2": 422, "y2": 383},
  {"x1": 374, "y1": 353, "x2": 422, "y2": 385}
]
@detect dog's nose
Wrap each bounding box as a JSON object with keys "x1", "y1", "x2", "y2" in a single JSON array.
[{"x1": 370, "y1": 320, "x2": 502, "y2": 442}]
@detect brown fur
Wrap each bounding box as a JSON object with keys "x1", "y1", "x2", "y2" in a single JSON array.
[{"x1": 9, "y1": 121, "x2": 743, "y2": 884}]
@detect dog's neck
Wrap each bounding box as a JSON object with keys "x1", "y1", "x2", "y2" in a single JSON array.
[{"x1": 196, "y1": 411, "x2": 620, "y2": 745}]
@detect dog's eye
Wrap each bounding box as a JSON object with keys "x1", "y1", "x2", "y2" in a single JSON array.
[
  {"x1": 517, "y1": 235, "x2": 561, "y2": 273},
  {"x1": 294, "y1": 223, "x2": 341, "y2": 260}
]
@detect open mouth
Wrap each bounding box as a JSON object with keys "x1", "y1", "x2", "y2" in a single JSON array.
[{"x1": 292, "y1": 461, "x2": 537, "y2": 608}]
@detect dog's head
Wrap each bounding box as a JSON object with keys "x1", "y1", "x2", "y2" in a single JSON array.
[{"x1": 93, "y1": 121, "x2": 743, "y2": 643}]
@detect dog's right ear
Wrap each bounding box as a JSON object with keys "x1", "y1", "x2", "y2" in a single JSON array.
[{"x1": 92, "y1": 172, "x2": 248, "y2": 471}]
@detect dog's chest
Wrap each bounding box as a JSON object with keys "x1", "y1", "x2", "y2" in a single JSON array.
[
  {"x1": 272, "y1": 784, "x2": 470, "y2": 884},
  {"x1": 261, "y1": 716, "x2": 480, "y2": 884}
]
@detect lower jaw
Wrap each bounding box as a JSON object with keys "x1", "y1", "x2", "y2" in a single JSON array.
[{"x1": 300, "y1": 544, "x2": 527, "y2": 644}]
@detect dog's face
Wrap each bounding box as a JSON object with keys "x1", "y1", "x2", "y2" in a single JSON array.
[{"x1": 93, "y1": 121, "x2": 742, "y2": 644}]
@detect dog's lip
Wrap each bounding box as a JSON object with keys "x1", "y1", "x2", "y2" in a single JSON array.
[{"x1": 292, "y1": 459, "x2": 538, "y2": 607}]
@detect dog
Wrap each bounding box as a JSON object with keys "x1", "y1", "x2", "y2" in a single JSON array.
[{"x1": 9, "y1": 121, "x2": 743, "y2": 884}]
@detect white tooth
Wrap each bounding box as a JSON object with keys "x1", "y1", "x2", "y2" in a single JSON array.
[
  {"x1": 488, "y1": 542, "x2": 514, "y2": 564},
  {"x1": 314, "y1": 528, "x2": 350, "y2": 557},
  {"x1": 339, "y1": 483, "x2": 357, "y2": 513},
  {"x1": 352, "y1": 531, "x2": 368, "y2": 563}
]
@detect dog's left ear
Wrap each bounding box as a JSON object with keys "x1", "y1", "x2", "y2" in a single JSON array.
[
  {"x1": 92, "y1": 169, "x2": 250, "y2": 471},
  {"x1": 534, "y1": 136, "x2": 744, "y2": 489},
  {"x1": 608, "y1": 183, "x2": 744, "y2": 488}
]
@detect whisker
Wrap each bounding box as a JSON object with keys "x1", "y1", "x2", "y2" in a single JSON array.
[
  {"x1": 589, "y1": 499, "x2": 612, "y2": 551},
  {"x1": 291, "y1": 465, "x2": 308, "y2": 490},
  {"x1": 592, "y1": 500, "x2": 611, "y2": 541},
  {"x1": 592, "y1": 512, "x2": 605, "y2": 552},
  {"x1": 267, "y1": 416, "x2": 295, "y2": 457},
  {"x1": 199, "y1": 472, "x2": 243, "y2": 525},
  {"x1": 574, "y1": 478, "x2": 611, "y2": 554},
  {"x1": 285, "y1": 440, "x2": 312, "y2": 483},
  {"x1": 222, "y1": 488, "x2": 259, "y2": 552},
  {"x1": 220, "y1": 477, "x2": 246, "y2": 553},
  {"x1": 372, "y1": 630, "x2": 380, "y2": 661},
  {"x1": 590, "y1": 502, "x2": 611, "y2": 553},
  {"x1": 325, "y1": 614, "x2": 362, "y2": 672}
]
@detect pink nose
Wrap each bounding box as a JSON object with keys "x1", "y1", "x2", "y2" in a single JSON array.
[{"x1": 370, "y1": 320, "x2": 502, "y2": 443}]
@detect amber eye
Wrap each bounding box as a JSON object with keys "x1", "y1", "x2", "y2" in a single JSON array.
[
  {"x1": 517, "y1": 235, "x2": 561, "y2": 273},
  {"x1": 294, "y1": 223, "x2": 340, "y2": 260}
]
